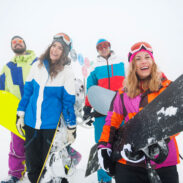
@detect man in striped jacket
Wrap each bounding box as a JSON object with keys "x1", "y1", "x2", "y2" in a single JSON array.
[
  {"x1": 0, "y1": 36, "x2": 37, "y2": 183},
  {"x1": 83, "y1": 39, "x2": 125, "y2": 183}
]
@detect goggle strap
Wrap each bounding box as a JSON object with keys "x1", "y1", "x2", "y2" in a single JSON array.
[
  {"x1": 53, "y1": 34, "x2": 71, "y2": 46},
  {"x1": 129, "y1": 49, "x2": 154, "y2": 62},
  {"x1": 130, "y1": 44, "x2": 152, "y2": 54}
]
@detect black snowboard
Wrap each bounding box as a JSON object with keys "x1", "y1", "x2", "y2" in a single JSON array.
[
  {"x1": 85, "y1": 74, "x2": 183, "y2": 177},
  {"x1": 85, "y1": 144, "x2": 100, "y2": 177},
  {"x1": 113, "y1": 74, "x2": 183, "y2": 158}
]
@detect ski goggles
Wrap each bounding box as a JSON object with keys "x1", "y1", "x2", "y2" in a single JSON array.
[
  {"x1": 128, "y1": 42, "x2": 153, "y2": 62},
  {"x1": 11, "y1": 39, "x2": 23, "y2": 45},
  {"x1": 53, "y1": 33, "x2": 71, "y2": 46},
  {"x1": 96, "y1": 41, "x2": 110, "y2": 51}
]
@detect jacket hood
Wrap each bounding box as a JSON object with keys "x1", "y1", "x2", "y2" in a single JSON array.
[
  {"x1": 97, "y1": 51, "x2": 116, "y2": 62},
  {"x1": 12, "y1": 50, "x2": 36, "y2": 63}
]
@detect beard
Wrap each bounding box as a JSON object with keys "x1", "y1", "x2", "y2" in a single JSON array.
[{"x1": 12, "y1": 44, "x2": 26, "y2": 54}]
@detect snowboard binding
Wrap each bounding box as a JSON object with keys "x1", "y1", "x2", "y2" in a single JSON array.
[{"x1": 142, "y1": 139, "x2": 169, "y2": 164}]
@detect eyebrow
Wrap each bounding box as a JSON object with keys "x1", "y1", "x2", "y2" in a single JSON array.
[{"x1": 136, "y1": 53, "x2": 150, "y2": 58}]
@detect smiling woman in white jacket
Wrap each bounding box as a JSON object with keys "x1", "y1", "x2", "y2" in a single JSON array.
[{"x1": 16, "y1": 33, "x2": 76, "y2": 183}]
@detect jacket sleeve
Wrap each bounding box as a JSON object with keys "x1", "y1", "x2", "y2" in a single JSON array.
[
  {"x1": 62, "y1": 68, "x2": 76, "y2": 128},
  {"x1": 17, "y1": 63, "x2": 36, "y2": 115},
  {"x1": 85, "y1": 68, "x2": 98, "y2": 106},
  {"x1": 98, "y1": 91, "x2": 124, "y2": 149},
  {"x1": 0, "y1": 65, "x2": 8, "y2": 91}
]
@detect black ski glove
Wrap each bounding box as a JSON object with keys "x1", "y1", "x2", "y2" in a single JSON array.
[
  {"x1": 83, "y1": 106, "x2": 94, "y2": 126},
  {"x1": 83, "y1": 106, "x2": 92, "y2": 120},
  {"x1": 85, "y1": 119, "x2": 94, "y2": 126},
  {"x1": 98, "y1": 148, "x2": 115, "y2": 176}
]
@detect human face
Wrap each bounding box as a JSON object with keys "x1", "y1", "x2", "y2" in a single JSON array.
[
  {"x1": 11, "y1": 38, "x2": 26, "y2": 55},
  {"x1": 135, "y1": 51, "x2": 153, "y2": 79},
  {"x1": 97, "y1": 46, "x2": 111, "y2": 58},
  {"x1": 50, "y1": 42, "x2": 63, "y2": 63}
]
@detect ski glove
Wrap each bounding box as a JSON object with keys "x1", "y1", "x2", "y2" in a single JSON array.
[
  {"x1": 83, "y1": 106, "x2": 94, "y2": 126},
  {"x1": 83, "y1": 106, "x2": 92, "y2": 120},
  {"x1": 67, "y1": 126, "x2": 76, "y2": 144},
  {"x1": 16, "y1": 114, "x2": 25, "y2": 137},
  {"x1": 121, "y1": 144, "x2": 145, "y2": 163},
  {"x1": 98, "y1": 148, "x2": 115, "y2": 176}
]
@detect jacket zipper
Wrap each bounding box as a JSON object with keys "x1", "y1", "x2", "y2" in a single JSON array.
[{"x1": 106, "y1": 59, "x2": 110, "y2": 89}]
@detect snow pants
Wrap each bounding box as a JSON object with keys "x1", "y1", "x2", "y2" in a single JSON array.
[
  {"x1": 24, "y1": 125, "x2": 55, "y2": 183},
  {"x1": 93, "y1": 116, "x2": 112, "y2": 182},
  {"x1": 8, "y1": 132, "x2": 25, "y2": 179},
  {"x1": 115, "y1": 163, "x2": 179, "y2": 183}
]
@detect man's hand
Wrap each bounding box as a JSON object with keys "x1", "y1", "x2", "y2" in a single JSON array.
[
  {"x1": 16, "y1": 115, "x2": 25, "y2": 137},
  {"x1": 83, "y1": 106, "x2": 92, "y2": 120},
  {"x1": 83, "y1": 106, "x2": 94, "y2": 126},
  {"x1": 67, "y1": 126, "x2": 76, "y2": 144}
]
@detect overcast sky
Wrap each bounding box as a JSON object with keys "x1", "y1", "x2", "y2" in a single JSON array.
[{"x1": 0, "y1": 0, "x2": 182, "y2": 80}]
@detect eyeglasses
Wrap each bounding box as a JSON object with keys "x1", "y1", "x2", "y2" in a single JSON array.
[
  {"x1": 53, "y1": 33, "x2": 71, "y2": 46},
  {"x1": 96, "y1": 42, "x2": 110, "y2": 51},
  {"x1": 128, "y1": 42, "x2": 153, "y2": 62},
  {"x1": 12, "y1": 39, "x2": 23, "y2": 44}
]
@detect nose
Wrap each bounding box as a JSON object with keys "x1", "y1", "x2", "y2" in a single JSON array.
[
  {"x1": 52, "y1": 46, "x2": 58, "y2": 53},
  {"x1": 140, "y1": 57, "x2": 147, "y2": 64}
]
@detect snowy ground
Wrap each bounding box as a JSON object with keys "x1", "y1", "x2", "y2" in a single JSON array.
[{"x1": 0, "y1": 125, "x2": 183, "y2": 182}]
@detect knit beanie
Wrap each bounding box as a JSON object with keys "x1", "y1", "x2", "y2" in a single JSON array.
[
  {"x1": 96, "y1": 38, "x2": 111, "y2": 49},
  {"x1": 11, "y1": 35, "x2": 26, "y2": 50}
]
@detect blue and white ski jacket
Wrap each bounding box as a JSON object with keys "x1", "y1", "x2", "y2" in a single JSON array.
[{"x1": 17, "y1": 60, "x2": 76, "y2": 130}]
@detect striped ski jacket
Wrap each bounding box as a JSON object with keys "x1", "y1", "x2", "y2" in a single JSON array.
[
  {"x1": 0, "y1": 50, "x2": 37, "y2": 99},
  {"x1": 85, "y1": 52, "x2": 125, "y2": 106}
]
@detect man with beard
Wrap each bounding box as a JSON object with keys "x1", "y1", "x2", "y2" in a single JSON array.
[{"x1": 0, "y1": 36, "x2": 37, "y2": 183}]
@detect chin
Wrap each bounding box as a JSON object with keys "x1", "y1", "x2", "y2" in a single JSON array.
[
  {"x1": 138, "y1": 71, "x2": 150, "y2": 79},
  {"x1": 50, "y1": 57, "x2": 58, "y2": 63},
  {"x1": 141, "y1": 74, "x2": 151, "y2": 80}
]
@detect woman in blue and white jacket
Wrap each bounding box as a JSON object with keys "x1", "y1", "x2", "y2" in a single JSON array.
[{"x1": 16, "y1": 33, "x2": 76, "y2": 183}]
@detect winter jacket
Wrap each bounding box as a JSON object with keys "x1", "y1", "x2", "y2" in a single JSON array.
[
  {"x1": 98, "y1": 77, "x2": 180, "y2": 169},
  {"x1": 17, "y1": 60, "x2": 76, "y2": 130},
  {"x1": 0, "y1": 50, "x2": 37, "y2": 98},
  {"x1": 85, "y1": 52, "x2": 125, "y2": 106}
]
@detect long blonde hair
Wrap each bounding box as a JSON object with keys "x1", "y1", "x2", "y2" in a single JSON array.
[{"x1": 124, "y1": 59, "x2": 162, "y2": 98}]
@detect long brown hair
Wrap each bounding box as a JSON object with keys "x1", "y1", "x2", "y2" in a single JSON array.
[
  {"x1": 124, "y1": 59, "x2": 162, "y2": 98},
  {"x1": 39, "y1": 43, "x2": 71, "y2": 79}
]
